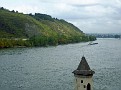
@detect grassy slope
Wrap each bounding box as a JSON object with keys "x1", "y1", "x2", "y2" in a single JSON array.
[
  {"x1": 0, "y1": 8, "x2": 96, "y2": 48},
  {"x1": 0, "y1": 8, "x2": 84, "y2": 38}
]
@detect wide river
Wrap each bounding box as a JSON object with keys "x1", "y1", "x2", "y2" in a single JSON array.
[{"x1": 0, "y1": 38, "x2": 121, "y2": 90}]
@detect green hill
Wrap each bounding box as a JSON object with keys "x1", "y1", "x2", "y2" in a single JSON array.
[{"x1": 0, "y1": 7, "x2": 96, "y2": 48}]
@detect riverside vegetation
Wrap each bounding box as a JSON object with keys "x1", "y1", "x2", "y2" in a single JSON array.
[{"x1": 0, "y1": 7, "x2": 96, "y2": 48}]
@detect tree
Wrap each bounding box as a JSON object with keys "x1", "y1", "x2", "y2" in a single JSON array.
[{"x1": 115, "y1": 35, "x2": 120, "y2": 38}]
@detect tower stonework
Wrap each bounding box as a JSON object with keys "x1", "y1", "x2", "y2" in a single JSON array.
[{"x1": 72, "y1": 56, "x2": 95, "y2": 90}]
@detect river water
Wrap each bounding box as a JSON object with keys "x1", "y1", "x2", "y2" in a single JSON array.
[{"x1": 0, "y1": 38, "x2": 121, "y2": 90}]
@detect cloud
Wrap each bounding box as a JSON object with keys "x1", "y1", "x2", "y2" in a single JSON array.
[{"x1": 39, "y1": 0, "x2": 99, "y2": 4}]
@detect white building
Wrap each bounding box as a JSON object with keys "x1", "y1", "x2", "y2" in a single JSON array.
[{"x1": 72, "y1": 56, "x2": 95, "y2": 90}]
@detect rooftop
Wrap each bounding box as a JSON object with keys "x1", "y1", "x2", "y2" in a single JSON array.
[{"x1": 72, "y1": 56, "x2": 95, "y2": 76}]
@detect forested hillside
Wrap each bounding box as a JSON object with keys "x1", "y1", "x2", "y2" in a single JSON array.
[{"x1": 0, "y1": 7, "x2": 96, "y2": 48}]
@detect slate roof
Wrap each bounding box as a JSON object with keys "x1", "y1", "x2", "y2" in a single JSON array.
[{"x1": 72, "y1": 56, "x2": 95, "y2": 76}]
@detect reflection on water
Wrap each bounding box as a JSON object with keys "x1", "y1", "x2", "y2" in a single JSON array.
[{"x1": 0, "y1": 38, "x2": 121, "y2": 90}]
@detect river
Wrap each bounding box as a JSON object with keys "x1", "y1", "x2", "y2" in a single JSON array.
[{"x1": 0, "y1": 38, "x2": 121, "y2": 90}]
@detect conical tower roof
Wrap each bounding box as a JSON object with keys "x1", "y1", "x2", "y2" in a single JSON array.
[{"x1": 72, "y1": 56, "x2": 95, "y2": 76}]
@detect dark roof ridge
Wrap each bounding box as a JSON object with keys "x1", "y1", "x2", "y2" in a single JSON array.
[
  {"x1": 72, "y1": 56, "x2": 95, "y2": 76},
  {"x1": 77, "y1": 56, "x2": 91, "y2": 70}
]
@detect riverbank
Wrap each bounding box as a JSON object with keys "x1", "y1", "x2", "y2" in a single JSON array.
[{"x1": 0, "y1": 36, "x2": 96, "y2": 48}]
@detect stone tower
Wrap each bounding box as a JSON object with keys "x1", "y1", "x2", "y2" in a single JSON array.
[{"x1": 72, "y1": 56, "x2": 95, "y2": 90}]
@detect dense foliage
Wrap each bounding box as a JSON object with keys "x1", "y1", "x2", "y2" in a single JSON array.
[
  {"x1": 0, "y1": 38, "x2": 31, "y2": 48},
  {"x1": 0, "y1": 7, "x2": 96, "y2": 48}
]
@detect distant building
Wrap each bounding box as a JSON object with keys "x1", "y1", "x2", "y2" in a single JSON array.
[
  {"x1": 72, "y1": 56, "x2": 95, "y2": 90},
  {"x1": 87, "y1": 33, "x2": 121, "y2": 38}
]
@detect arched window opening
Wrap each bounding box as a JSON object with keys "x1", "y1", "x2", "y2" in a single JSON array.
[{"x1": 87, "y1": 83, "x2": 91, "y2": 90}]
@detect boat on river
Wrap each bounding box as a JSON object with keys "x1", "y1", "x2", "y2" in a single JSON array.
[{"x1": 88, "y1": 42, "x2": 98, "y2": 45}]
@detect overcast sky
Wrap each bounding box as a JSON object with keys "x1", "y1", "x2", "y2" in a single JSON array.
[{"x1": 0, "y1": 0, "x2": 121, "y2": 33}]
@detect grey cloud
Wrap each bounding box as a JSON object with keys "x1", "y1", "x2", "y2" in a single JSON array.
[{"x1": 70, "y1": 3, "x2": 100, "y2": 7}]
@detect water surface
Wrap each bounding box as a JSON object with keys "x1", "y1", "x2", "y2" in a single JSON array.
[{"x1": 0, "y1": 38, "x2": 121, "y2": 90}]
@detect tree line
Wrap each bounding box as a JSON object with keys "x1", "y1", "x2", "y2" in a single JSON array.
[{"x1": 0, "y1": 35, "x2": 96, "y2": 48}]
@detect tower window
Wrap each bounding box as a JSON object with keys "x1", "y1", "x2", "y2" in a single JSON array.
[
  {"x1": 84, "y1": 85, "x2": 86, "y2": 88},
  {"x1": 81, "y1": 80, "x2": 83, "y2": 83}
]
